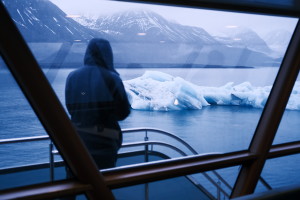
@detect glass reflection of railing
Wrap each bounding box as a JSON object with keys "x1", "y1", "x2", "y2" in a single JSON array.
[
  {"x1": 121, "y1": 127, "x2": 231, "y2": 199},
  {"x1": 0, "y1": 128, "x2": 272, "y2": 200}
]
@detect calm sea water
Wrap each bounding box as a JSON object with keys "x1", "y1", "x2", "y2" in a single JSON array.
[{"x1": 0, "y1": 67, "x2": 300, "y2": 191}]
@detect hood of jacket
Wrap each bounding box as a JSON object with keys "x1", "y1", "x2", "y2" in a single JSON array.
[{"x1": 84, "y1": 38, "x2": 118, "y2": 74}]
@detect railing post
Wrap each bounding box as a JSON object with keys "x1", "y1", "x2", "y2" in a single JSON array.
[
  {"x1": 144, "y1": 130, "x2": 149, "y2": 162},
  {"x1": 49, "y1": 142, "x2": 54, "y2": 182},
  {"x1": 217, "y1": 180, "x2": 221, "y2": 200},
  {"x1": 144, "y1": 130, "x2": 149, "y2": 200}
]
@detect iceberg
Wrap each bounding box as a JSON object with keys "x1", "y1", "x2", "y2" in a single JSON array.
[
  {"x1": 124, "y1": 71, "x2": 300, "y2": 111},
  {"x1": 124, "y1": 71, "x2": 209, "y2": 111}
]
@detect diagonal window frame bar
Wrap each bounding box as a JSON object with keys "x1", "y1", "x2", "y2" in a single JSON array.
[
  {"x1": 0, "y1": 2, "x2": 114, "y2": 200},
  {"x1": 230, "y1": 20, "x2": 300, "y2": 197}
]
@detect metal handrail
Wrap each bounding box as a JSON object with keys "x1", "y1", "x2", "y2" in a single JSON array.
[
  {"x1": 0, "y1": 127, "x2": 272, "y2": 199},
  {"x1": 121, "y1": 140, "x2": 230, "y2": 198},
  {"x1": 122, "y1": 127, "x2": 233, "y2": 197},
  {"x1": 122, "y1": 127, "x2": 198, "y2": 154},
  {"x1": 124, "y1": 128, "x2": 272, "y2": 192},
  {"x1": 0, "y1": 135, "x2": 49, "y2": 144},
  {"x1": 122, "y1": 141, "x2": 187, "y2": 156}
]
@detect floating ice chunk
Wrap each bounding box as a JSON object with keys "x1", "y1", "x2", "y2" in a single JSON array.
[
  {"x1": 124, "y1": 71, "x2": 300, "y2": 111},
  {"x1": 231, "y1": 82, "x2": 271, "y2": 108},
  {"x1": 199, "y1": 82, "x2": 234, "y2": 105},
  {"x1": 199, "y1": 82, "x2": 271, "y2": 108},
  {"x1": 124, "y1": 71, "x2": 209, "y2": 111}
]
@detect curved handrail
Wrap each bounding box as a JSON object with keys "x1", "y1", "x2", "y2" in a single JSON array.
[
  {"x1": 122, "y1": 128, "x2": 233, "y2": 198},
  {"x1": 122, "y1": 141, "x2": 187, "y2": 156},
  {"x1": 122, "y1": 128, "x2": 272, "y2": 195},
  {"x1": 121, "y1": 140, "x2": 230, "y2": 198},
  {"x1": 122, "y1": 127, "x2": 198, "y2": 154}
]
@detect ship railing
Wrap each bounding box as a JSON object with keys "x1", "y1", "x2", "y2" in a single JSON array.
[
  {"x1": 121, "y1": 127, "x2": 231, "y2": 199},
  {"x1": 120, "y1": 128, "x2": 272, "y2": 198},
  {"x1": 0, "y1": 128, "x2": 272, "y2": 199}
]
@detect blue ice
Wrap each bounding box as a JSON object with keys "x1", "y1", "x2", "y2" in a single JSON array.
[{"x1": 124, "y1": 71, "x2": 300, "y2": 111}]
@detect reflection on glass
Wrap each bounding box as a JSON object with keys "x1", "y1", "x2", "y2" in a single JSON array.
[
  {"x1": 273, "y1": 73, "x2": 300, "y2": 145},
  {"x1": 114, "y1": 176, "x2": 212, "y2": 200},
  {"x1": 113, "y1": 167, "x2": 240, "y2": 200},
  {"x1": 0, "y1": 57, "x2": 57, "y2": 189},
  {"x1": 258, "y1": 154, "x2": 300, "y2": 194},
  {"x1": 2, "y1": 0, "x2": 298, "y2": 160}
]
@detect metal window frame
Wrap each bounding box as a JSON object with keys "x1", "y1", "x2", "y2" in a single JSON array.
[
  {"x1": 114, "y1": 0, "x2": 300, "y2": 17},
  {"x1": 1, "y1": 0, "x2": 300, "y2": 199},
  {"x1": 102, "y1": 141, "x2": 300, "y2": 189},
  {"x1": 231, "y1": 20, "x2": 300, "y2": 197}
]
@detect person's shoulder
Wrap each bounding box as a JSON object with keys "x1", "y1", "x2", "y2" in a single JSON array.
[
  {"x1": 108, "y1": 71, "x2": 122, "y2": 82},
  {"x1": 67, "y1": 66, "x2": 87, "y2": 78}
]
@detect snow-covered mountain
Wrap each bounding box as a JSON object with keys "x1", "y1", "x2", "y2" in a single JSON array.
[
  {"x1": 2, "y1": 0, "x2": 105, "y2": 42},
  {"x1": 76, "y1": 11, "x2": 275, "y2": 55},
  {"x1": 263, "y1": 29, "x2": 292, "y2": 56},
  {"x1": 76, "y1": 10, "x2": 218, "y2": 44},
  {"x1": 214, "y1": 26, "x2": 272, "y2": 55},
  {"x1": 75, "y1": 10, "x2": 276, "y2": 66},
  {"x1": 2, "y1": 0, "x2": 278, "y2": 67}
]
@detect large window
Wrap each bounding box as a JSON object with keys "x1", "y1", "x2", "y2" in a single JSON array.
[
  {"x1": 1, "y1": 0, "x2": 299, "y2": 198},
  {"x1": 2, "y1": 0, "x2": 298, "y2": 160}
]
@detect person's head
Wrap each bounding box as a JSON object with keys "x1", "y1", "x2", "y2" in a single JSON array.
[{"x1": 84, "y1": 38, "x2": 118, "y2": 74}]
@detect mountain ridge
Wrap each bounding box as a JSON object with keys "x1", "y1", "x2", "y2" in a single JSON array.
[
  {"x1": 3, "y1": 0, "x2": 283, "y2": 67},
  {"x1": 76, "y1": 9, "x2": 219, "y2": 44}
]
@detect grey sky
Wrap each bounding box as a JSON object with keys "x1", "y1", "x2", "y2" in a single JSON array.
[{"x1": 50, "y1": 0, "x2": 298, "y2": 37}]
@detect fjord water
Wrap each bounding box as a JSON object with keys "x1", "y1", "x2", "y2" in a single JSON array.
[{"x1": 1, "y1": 67, "x2": 300, "y2": 191}]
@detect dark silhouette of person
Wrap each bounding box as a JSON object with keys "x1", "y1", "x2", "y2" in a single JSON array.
[{"x1": 65, "y1": 38, "x2": 131, "y2": 170}]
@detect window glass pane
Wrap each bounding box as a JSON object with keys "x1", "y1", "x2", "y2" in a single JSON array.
[
  {"x1": 3, "y1": 0, "x2": 298, "y2": 170},
  {"x1": 113, "y1": 166, "x2": 240, "y2": 200},
  {"x1": 0, "y1": 57, "x2": 61, "y2": 189},
  {"x1": 273, "y1": 72, "x2": 300, "y2": 145},
  {"x1": 257, "y1": 154, "x2": 300, "y2": 194},
  {"x1": 114, "y1": 176, "x2": 214, "y2": 200}
]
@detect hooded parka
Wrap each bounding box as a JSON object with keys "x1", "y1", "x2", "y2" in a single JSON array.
[{"x1": 65, "y1": 38, "x2": 131, "y2": 169}]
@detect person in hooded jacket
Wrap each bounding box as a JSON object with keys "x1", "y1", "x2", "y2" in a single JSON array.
[{"x1": 65, "y1": 38, "x2": 131, "y2": 170}]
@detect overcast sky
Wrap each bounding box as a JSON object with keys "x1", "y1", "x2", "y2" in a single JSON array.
[{"x1": 50, "y1": 0, "x2": 298, "y2": 37}]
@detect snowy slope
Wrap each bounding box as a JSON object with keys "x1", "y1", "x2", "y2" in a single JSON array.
[
  {"x1": 2, "y1": 0, "x2": 104, "y2": 42},
  {"x1": 263, "y1": 29, "x2": 292, "y2": 56},
  {"x1": 214, "y1": 26, "x2": 271, "y2": 55},
  {"x1": 76, "y1": 10, "x2": 218, "y2": 44}
]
